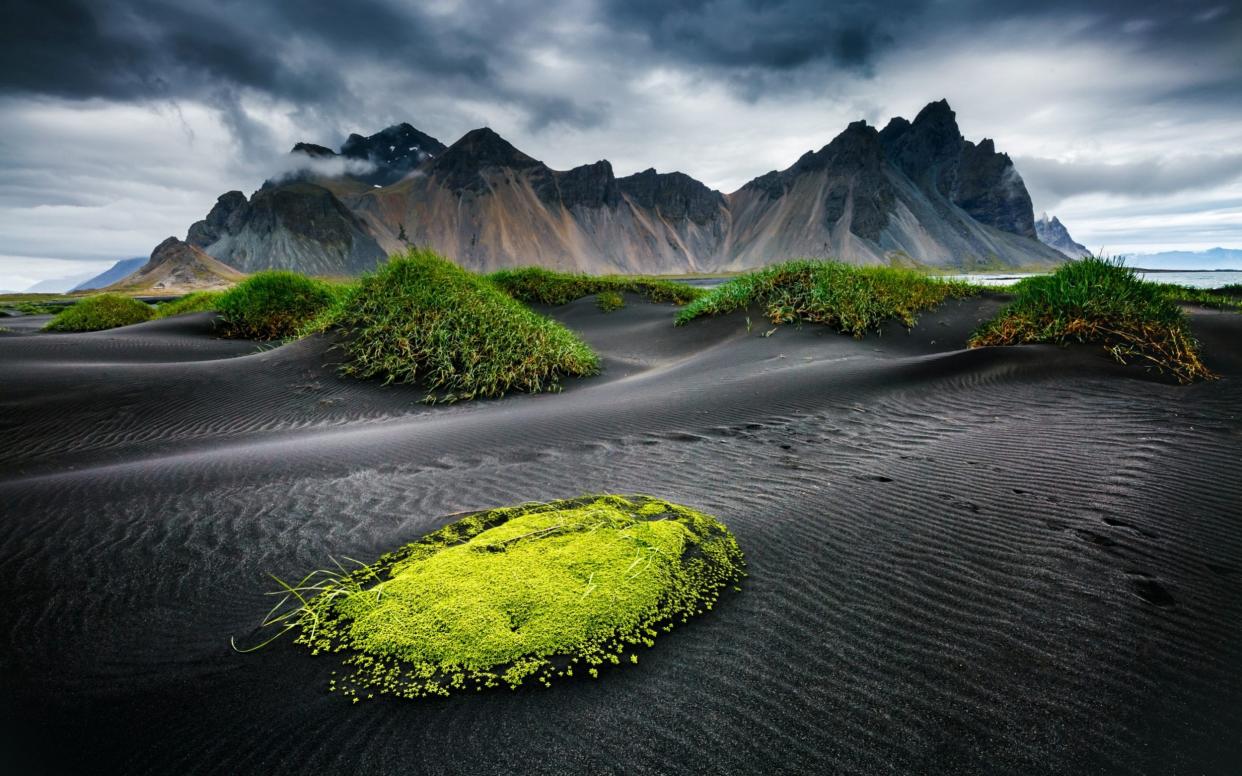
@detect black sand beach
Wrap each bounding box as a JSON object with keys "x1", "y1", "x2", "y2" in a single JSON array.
[{"x1": 2, "y1": 296, "x2": 1240, "y2": 774}]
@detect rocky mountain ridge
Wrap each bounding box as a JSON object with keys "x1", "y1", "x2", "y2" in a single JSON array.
[
  {"x1": 1034, "y1": 212, "x2": 1091, "y2": 258},
  {"x1": 176, "y1": 100, "x2": 1066, "y2": 277}
]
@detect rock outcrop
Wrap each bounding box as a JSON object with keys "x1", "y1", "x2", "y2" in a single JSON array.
[
  {"x1": 186, "y1": 184, "x2": 387, "y2": 275},
  {"x1": 1035, "y1": 213, "x2": 1091, "y2": 258},
  {"x1": 104, "y1": 237, "x2": 245, "y2": 293},
  {"x1": 178, "y1": 101, "x2": 1065, "y2": 276}
]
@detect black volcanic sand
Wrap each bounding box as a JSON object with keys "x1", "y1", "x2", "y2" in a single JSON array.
[{"x1": 1, "y1": 299, "x2": 1240, "y2": 775}]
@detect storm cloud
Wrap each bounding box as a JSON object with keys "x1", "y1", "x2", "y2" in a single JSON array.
[{"x1": 2, "y1": 0, "x2": 1241, "y2": 287}]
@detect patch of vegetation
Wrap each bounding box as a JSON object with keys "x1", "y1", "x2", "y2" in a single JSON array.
[
  {"x1": 970, "y1": 257, "x2": 1213, "y2": 383},
  {"x1": 335, "y1": 249, "x2": 599, "y2": 402},
  {"x1": 676, "y1": 259, "x2": 977, "y2": 335},
  {"x1": 1213, "y1": 283, "x2": 1242, "y2": 296},
  {"x1": 488, "y1": 267, "x2": 704, "y2": 306},
  {"x1": 596, "y1": 290, "x2": 625, "y2": 312},
  {"x1": 1, "y1": 300, "x2": 67, "y2": 316},
  {"x1": 1156, "y1": 284, "x2": 1242, "y2": 312},
  {"x1": 43, "y1": 294, "x2": 153, "y2": 332},
  {"x1": 216, "y1": 271, "x2": 338, "y2": 339},
  {"x1": 154, "y1": 291, "x2": 225, "y2": 318},
  {"x1": 234, "y1": 495, "x2": 745, "y2": 699}
]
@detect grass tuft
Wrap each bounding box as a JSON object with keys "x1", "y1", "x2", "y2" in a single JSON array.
[
  {"x1": 596, "y1": 290, "x2": 625, "y2": 312},
  {"x1": 676, "y1": 259, "x2": 976, "y2": 334},
  {"x1": 333, "y1": 249, "x2": 599, "y2": 402},
  {"x1": 1155, "y1": 284, "x2": 1242, "y2": 312},
  {"x1": 234, "y1": 494, "x2": 745, "y2": 699},
  {"x1": 969, "y1": 257, "x2": 1213, "y2": 382},
  {"x1": 43, "y1": 294, "x2": 153, "y2": 332},
  {"x1": 154, "y1": 291, "x2": 225, "y2": 319},
  {"x1": 215, "y1": 271, "x2": 338, "y2": 339},
  {"x1": 489, "y1": 267, "x2": 704, "y2": 306}
]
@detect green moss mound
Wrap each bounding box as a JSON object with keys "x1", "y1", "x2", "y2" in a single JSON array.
[
  {"x1": 488, "y1": 266, "x2": 704, "y2": 306},
  {"x1": 216, "y1": 271, "x2": 338, "y2": 339},
  {"x1": 675, "y1": 259, "x2": 976, "y2": 335},
  {"x1": 970, "y1": 257, "x2": 1213, "y2": 383},
  {"x1": 240, "y1": 495, "x2": 745, "y2": 699},
  {"x1": 335, "y1": 249, "x2": 599, "y2": 402},
  {"x1": 596, "y1": 290, "x2": 625, "y2": 312},
  {"x1": 43, "y1": 294, "x2": 153, "y2": 332},
  {"x1": 153, "y1": 291, "x2": 225, "y2": 319}
]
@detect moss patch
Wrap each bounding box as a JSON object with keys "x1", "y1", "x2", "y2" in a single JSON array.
[
  {"x1": 489, "y1": 266, "x2": 704, "y2": 306},
  {"x1": 335, "y1": 249, "x2": 599, "y2": 402},
  {"x1": 676, "y1": 259, "x2": 977, "y2": 335},
  {"x1": 970, "y1": 257, "x2": 1213, "y2": 383},
  {"x1": 43, "y1": 294, "x2": 153, "y2": 332},
  {"x1": 242, "y1": 495, "x2": 745, "y2": 699}
]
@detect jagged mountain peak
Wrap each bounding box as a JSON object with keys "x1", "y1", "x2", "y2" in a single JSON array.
[
  {"x1": 291, "y1": 142, "x2": 335, "y2": 158},
  {"x1": 438, "y1": 127, "x2": 541, "y2": 167},
  {"x1": 617, "y1": 168, "x2": 725, "y2": 225},
  {"x1": 1034, "y1": 212, "x2": 1090, "y2": 258},
  {"x1": 427, "y1": 127, "x2": 549, "y2": 193},
  {"x1": 333, "y1": 123, "x2": 447, "y2": 186}
]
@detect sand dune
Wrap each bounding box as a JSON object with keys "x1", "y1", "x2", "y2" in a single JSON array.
[{"x1": 1, "y1": 298, "x2": 1240, "y2": 774}]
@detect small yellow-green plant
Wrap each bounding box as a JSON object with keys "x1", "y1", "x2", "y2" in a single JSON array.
[
  {"x1": 489, "y1": 267, "x2": 704, "y2": 306},
  {"x1": 234, "y1": 495, "x2": 745, "y2": 699},
  {"x1": 596, "y1": 290, "x2": 625, "y2": 312},
  {"x1": 216, "y1": 271, "x2": 338, "y2": 339},
  {"x1": 676, "y1": 259, "x2": 976, "y2": 335},
  {"x1": 154, "y1": 291, "x2": 225, "y2": 318},
  {"x1": 970, "y1": 257, "x2": 1213, "y2": 382},
  {"x1": 43, "y1": 294, "x2": 153, "y2": 332},
  {"x1": 335, "y1": 249, "x2": 600, "y2": 402}
]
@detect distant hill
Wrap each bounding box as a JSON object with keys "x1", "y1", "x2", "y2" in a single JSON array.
[
  {"x1": 1034, "y1": 213, "x2": 1090, "y2": 259},
  {"x1": 104, "y1": 237, "x2": 246, "y2": 293},
  {"x1": 180, "y1": 99, "x2": 1065, "y2": 276},
  {"x1": 1126, "y1": 247, "x2": 1242, "y2": 270},
  {"x1": 72, "y1": 257, "x2": 146, "y2": 291},
  {"x1": 25, "y1": 272, "x2": 98, "y2": 293}
]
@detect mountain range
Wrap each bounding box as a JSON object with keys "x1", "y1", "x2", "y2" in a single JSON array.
[{"x1": 177, "y1": 99, "x2": 1067, "y2": 277}]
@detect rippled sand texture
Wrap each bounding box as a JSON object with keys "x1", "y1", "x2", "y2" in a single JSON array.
[{"x1": 1, "y1": 298, "x2": 1240, "y2": 774}]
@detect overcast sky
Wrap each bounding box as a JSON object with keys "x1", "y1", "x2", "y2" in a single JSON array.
[{"x1": 2, "y1": 0, "x2": 1241, "y2": 289}]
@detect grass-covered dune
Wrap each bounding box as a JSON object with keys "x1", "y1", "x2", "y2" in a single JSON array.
[
  {"x1": 215, "y1": 271, "x2": 340, "y2": 339},
  {"x1": 153, "y1": 291, "x2": 226, "y2": 319},
  {"x1": 43, "y1": 294, "x2": 153, "y2": 332},
  {"x1": 489, "y1": 266, "x2": 705, "y2": 306},
  {"x1": 970, "y1": 257, "x2": 1213, "y2": 383},
  {"x1": 334, "y1": 250, "x2": 599, "y2": 402},
  {"x1": 676, "y1": 259, "x2": 976, "y2": 335},
  {"x1": 236, "y1": 495, "x2": 744, "y2": 700}
]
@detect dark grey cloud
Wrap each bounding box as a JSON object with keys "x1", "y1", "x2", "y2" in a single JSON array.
[
  {"x1": 1019, "y1": 154, "x2": 1242, "y2": 202},
  {"x1": 7, "y1": 1, "x2": 1239, "y2": 126},
  {"x1": 1, "y1": 0, "x2": 1241, "y2": 287}
]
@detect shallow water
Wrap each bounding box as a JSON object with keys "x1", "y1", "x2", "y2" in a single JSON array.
[{"x1": 939, "y1": 270, "x2": 1242, "y2": 289}]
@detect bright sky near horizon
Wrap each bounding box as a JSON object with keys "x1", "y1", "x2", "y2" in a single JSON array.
[{"x1": 2, "y1": 0, "x2": 1241, "y2": 290}]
